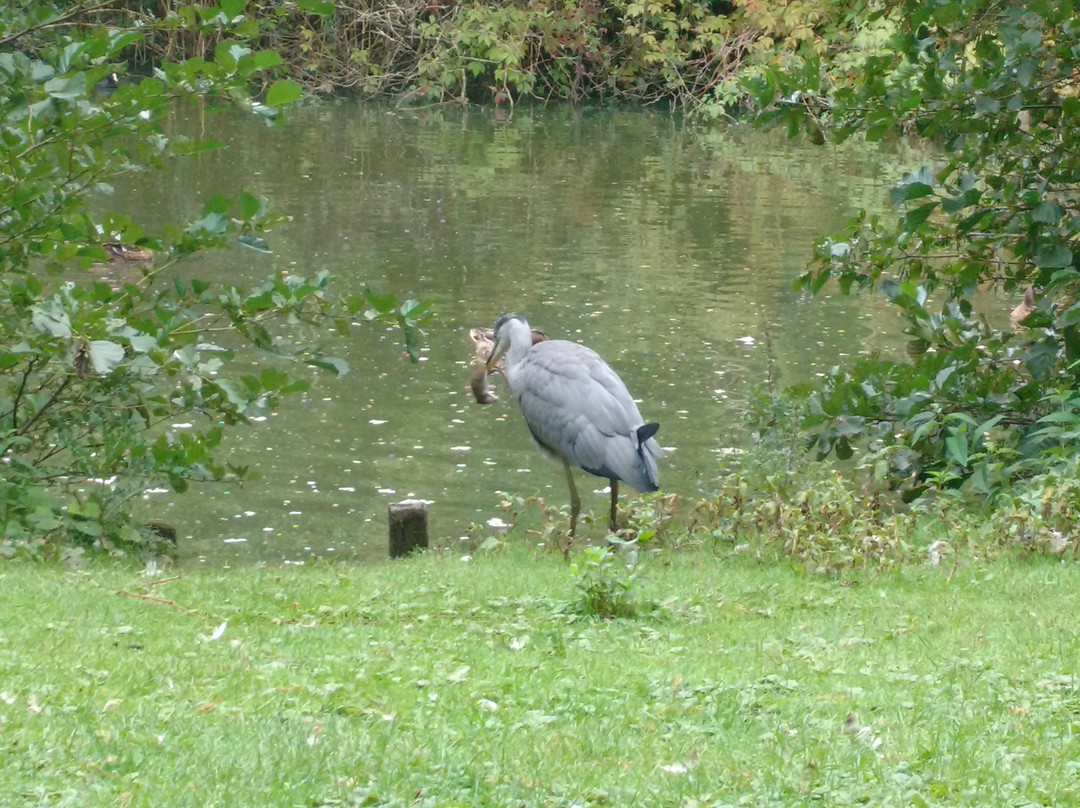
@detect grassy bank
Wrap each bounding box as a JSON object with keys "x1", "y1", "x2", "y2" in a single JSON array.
[{"x1": 3, "y1": 548, "x2": 1079, "y2": 806}]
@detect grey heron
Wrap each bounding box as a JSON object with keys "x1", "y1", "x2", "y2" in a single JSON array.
[{"x1": 485, "y1": 314, "x2": 663, "y2": 536}]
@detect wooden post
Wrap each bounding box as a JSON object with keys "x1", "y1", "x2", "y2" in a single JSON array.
[{"x1": 388, "y1": 499, "x2": 429, "y2": 558}]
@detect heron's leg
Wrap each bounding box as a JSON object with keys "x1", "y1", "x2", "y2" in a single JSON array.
[
  {"x1": 609, "y1": 480, "x2": 619, "y2": 534},
  {"x1": 563, "y1": 461, "x2": 581, "y2": 537}
]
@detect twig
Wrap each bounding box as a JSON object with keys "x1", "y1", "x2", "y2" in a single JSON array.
[
  {"x1": 140, "y1": 575, "x2": 183, "y2": 589},
  {"x1": 117, "y1": 588, "x2": 207, "y2": 620}
]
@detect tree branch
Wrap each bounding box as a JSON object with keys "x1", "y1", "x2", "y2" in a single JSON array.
[{"x1": 0, "y1": 1, "x2": 125, "y2": 48}]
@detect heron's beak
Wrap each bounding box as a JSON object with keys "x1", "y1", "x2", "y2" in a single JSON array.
[{"x1": 485, "y1": 334, "x2": 508, "y2": 372}]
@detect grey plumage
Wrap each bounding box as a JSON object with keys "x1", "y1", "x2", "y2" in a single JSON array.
[{"x1": 486, "y1": 314, "x2": 663, "y2": 536}]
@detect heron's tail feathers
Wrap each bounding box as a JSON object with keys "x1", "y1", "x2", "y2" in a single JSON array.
[{"x1": 634, "y1": 422, "x2": 663, "y2": 493}]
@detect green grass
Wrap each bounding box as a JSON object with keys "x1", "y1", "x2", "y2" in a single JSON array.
[{"x1": 2, "y1": 548, "x2": 1079, "y2": 807}]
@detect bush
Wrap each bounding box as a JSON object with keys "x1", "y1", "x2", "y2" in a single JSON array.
[
  {"x1": 0, "y1": 3, "x2": 430, "y2": 557},
  {"x1": 746, "y1": 0, "x2": 1080, "y2": 502}
]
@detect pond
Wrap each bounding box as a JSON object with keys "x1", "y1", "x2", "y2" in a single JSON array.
[{"x1": 105, "y1": 103, "x2": 910, "y2": 565}]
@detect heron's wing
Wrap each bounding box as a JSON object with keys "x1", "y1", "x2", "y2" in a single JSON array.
[{"x1": 511, "y1": 341, "x2": 660, "y2": 492}]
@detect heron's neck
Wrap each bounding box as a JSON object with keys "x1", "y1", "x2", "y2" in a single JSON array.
[{"x1": 502, "y1": 331, "x2": 534, "y2": 391}]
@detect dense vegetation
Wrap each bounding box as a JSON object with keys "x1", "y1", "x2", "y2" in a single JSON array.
[
  {"x1": 115, "y1": 0, "x2": 858, "y2": 112},
  {"x1": 744, "y1": 0, "x2": 1080, "y2": 529},
  {"x1": 3, "y1": 0, "x2": 1079, "y2": 558}
]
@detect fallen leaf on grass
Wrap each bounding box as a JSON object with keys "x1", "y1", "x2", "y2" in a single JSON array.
[{"x1": 198, "y1": 621, "x2": 228, "y2": 643}]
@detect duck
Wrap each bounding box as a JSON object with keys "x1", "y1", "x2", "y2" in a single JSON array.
[
  {"x1": 102, "y1": 242, "x2": 155, "y2": 267},
  {"x1": 467, "y1": 325, "x2": 546, "y2": 404},
  {"x1": 1010, "y1": 287, "x2": 1037, "y2": 331}
]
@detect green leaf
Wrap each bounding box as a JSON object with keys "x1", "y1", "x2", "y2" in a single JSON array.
[
  {"x1": 890, "y1": 168, "x2": 934, "y2": 205},
  {"x1": 248, "y1": 50, "x2": 282, "y2": 71},
  {"x1": 835, "y1": 415, "x2": 865, "y2": 438},
  {"x1": 89, "y1": 340, "x2": 125, "y2": 374},
  {"x1": 902, "y1": 202, "x2": 938, "y2": 232},
  {"x1": 308, "y1": 356, "x2": 349, "y2": 376},
  {"x1": 44, "y1": 73, "x2": 87, "y2": 99},
  {"x1": 237, "y1": 234, "x2": 271, "y2": 253},
  {"x1": 265, "y1": 79, "x2": 302, "y2": 107},
  {"x1": 1020, "y1": 27, "x2": 1042, "y2": 49},
  {"x1": 128, "y1": 334, "x2": 158, "y2": 353},
  {"x1": 259, "y1": 367, "x2": 290, "y2": 389},
  {"x1": 31, "y1": 303, "x2": 72, "y2": 338},
  {"x1": 298, "y1": 0, "x2": 335, "y2": 13},
  {"x1": 189, "y1": 212, "x2": 230, "y2": 238},
  {"x1": 1016, "y1": 57, "x2": 1037, "y2": 87},
  {"x1": 364, "y1": 289, "x2": 398, "y2": 314},
  {"x1": 945, "y1": 435, "x2": 968, "y2": 467},
  {"x1": 215, "y1": 379, "x2": 249, "y2": 408},
  {"x1": 1035, "y1": 244, "x2": 1072, "y2": 269},
  {"x1": 214, "y1": 40, "x2": 243, "y2": 71},
  {"x1": 1031, "y1": 201, "x2": 1063, "y2": 224},
  {"x1": 237, "y1": 191, "x2": 262, "y2": 219},
  {"x1": 221, "y1": 0, "x2": 247, "y2": 17},
  {"x1": 203, "y1": 193, "x2": 233, "y2": 215},
  {"x1": 957, "y1": 207, "x2": 995, "y2": 235}
]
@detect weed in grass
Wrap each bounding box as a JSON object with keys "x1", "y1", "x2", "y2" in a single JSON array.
[
  {"x1": 497, "y1": 493, "x2": 574, "y2": 555},
  {"x1": 566, "y1": 540, "x2": 654, "y2": 619},
  {"x1": 622, "y1": 492, "x2": 683, "y2": 547}
]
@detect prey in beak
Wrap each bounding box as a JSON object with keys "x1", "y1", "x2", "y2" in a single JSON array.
[{"x1": 485, "y1": 335, "x2": 509, "y2": 373}]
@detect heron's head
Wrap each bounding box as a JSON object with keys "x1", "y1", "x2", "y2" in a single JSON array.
[{"x1": 486, "y1": 315, "x2": 529, "y2": 371}]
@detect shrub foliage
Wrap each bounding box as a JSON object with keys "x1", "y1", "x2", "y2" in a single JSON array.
[
  {"x1": 0, "y1": 2, "x2": 430, "y2": 556},
  {"x1": 747, "y1": 0, "x2": 1080, "y2": 504}
]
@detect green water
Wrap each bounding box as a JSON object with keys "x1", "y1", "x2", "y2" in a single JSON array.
[{"x1": 105, "y1": 103, "x2": 907, "y2": 565}]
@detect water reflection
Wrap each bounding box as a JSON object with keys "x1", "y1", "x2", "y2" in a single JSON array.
[{"x1": 101, "y1": 104, "x2": 906, "y2": 564}]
